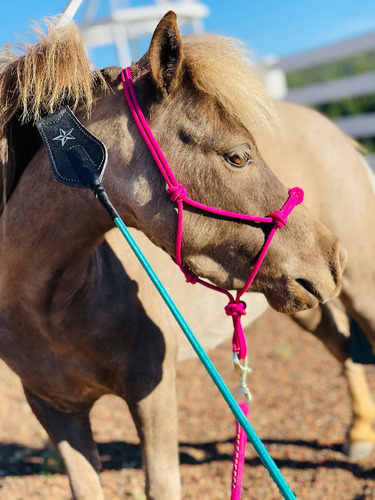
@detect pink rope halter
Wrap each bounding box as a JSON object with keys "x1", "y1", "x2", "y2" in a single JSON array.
[{"x1": 121, "y1": 67, "x2": 304, "y2": 360}]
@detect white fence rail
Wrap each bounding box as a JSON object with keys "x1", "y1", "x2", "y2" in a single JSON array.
[
  {"x1": 265, "y1": 31, "x2": 375, "y2": 142},
  {"x1": 286, "y1": 72, "x2": 375, "y2": 107},
  {"x1": 272, "y1": 32, "x2": 375, "y2": 72}
]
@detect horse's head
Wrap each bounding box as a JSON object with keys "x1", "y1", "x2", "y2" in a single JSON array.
[{"x1": 98, "y1": 12, "x2": 346, "y2": 314}]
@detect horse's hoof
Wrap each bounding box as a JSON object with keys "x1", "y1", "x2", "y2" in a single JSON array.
[{"x1": 343, "y1": 440, "x2": 375, "y2": 459}]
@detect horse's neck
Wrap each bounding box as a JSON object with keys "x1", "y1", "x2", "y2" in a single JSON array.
[
  {"x1": 0, "y1": 87, "x2": 173, "y2": 318},
  {"x1": 0, "y1": 144, "x2": 111, "y2": 313}
]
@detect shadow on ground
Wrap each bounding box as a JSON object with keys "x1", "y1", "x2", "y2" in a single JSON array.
[{"x1": 0, "y1": 438, "x2": 372, "y2": 480}]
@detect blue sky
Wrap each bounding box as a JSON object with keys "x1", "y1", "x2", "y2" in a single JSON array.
[{"x1": 0, "y1": 0, "x2": 374, "y2": 68}]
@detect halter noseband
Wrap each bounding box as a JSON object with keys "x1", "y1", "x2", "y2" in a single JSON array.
[{"x1": 121, "y1": 67, "x2": 304, "y2": 359}]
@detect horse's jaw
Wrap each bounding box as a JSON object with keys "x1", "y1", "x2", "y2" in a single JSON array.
[{"x1": 181, "y1": 230, "x2": 346, "y2": 315}]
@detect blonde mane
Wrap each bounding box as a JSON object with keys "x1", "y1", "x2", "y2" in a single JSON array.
[
  {"x1": 0, "y1": 22, "x2": 275, "y2": 211},
  {"x1": 0, "y1": 21, "x2": 105, "y2": 135},
  {"x1": 0, "y1": 23, "x2": 275, "y2": 149},
  {"x1": 0, "y1": 21, "x2": 107, "y2": 210},
  {"x1": 183, "y1": 36, "x2": 277, "y2": 132}
]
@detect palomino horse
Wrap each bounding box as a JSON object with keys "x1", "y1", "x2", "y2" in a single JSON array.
[
  {"x1": 258, "y1": 102, "x2": 375, "y2": 459},
  {"x1": 122, "y1": 102, "x2": 375, "y2": 462},
  {"x1": 0, "y1": 12, "x2": 348, "y2": 500}
]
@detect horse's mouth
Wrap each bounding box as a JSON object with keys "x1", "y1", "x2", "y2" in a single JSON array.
[{"x1": 261, "y1": 277, "x2": 327, "y2": 314}]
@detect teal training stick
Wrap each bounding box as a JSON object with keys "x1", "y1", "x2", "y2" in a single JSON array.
[{"x1": 114, "y1": 217, "x2": 296, "y2": 500}]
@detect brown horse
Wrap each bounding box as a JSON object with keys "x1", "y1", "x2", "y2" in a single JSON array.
[{"x1": 0, "y1": 12, "x2": 348, "y2": 500}]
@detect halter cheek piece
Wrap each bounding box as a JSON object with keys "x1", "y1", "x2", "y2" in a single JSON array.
[{"x1": 121, "y1": 67, "x2": 304, "y2": 360}]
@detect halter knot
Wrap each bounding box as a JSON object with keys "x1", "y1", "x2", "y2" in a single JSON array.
[
  {"x1": 167, "y1": 184, "x2": 187, "y2": 202},
  {"x1": 289, "y1": 186, "x2": 304, "y2": 204},
  {"x1": 270, "y1": 210, "x2": 287, "y2": 229},
  {"x1": 225, "y1": 301, "x2": 247, "y2": 318},
  {"x1": 184, "y1": 269, "x2": 199, "y2": 284}
]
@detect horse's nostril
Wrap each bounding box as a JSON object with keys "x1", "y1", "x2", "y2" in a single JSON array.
[{"x1": 295, "y1": 279, "x2": 324, "y2": 302}]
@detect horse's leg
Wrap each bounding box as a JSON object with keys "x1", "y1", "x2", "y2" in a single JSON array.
[
  {"x1": 338, "y1": 162, "x2": 375, "y2": 352},
  {"x1": 23, "y1": 386, "x2": 103, "y2": 500},
  {"x1": 343, "y1": 359, "x2": 375, "y2": 458},
  {"x1": 124, "y1": 355, "x2": 180, "y2": 500},
  {"x1": 341, "y1": 272, "x2": 375, "y2": 350},
  {"x1": 292, "y1": 302, "x2": 375, "y2": 458}
]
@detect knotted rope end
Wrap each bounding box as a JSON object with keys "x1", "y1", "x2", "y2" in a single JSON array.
[
  {"x1": 183, "y1": 267, "x2": 199, "y2": 285},
  {"x1": 289, "y1": 186, "x2": 304, "y2": 204}
]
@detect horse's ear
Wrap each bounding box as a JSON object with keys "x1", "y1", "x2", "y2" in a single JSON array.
[{"x1": 149, "y1": 11, "x2": 183, "y2": 94}]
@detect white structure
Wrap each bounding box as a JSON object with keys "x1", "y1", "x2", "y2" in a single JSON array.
[
  {"x1": 263, "y1": 31, "x2": 375, "y2": 170},
  {"x1": 78, "y1": 0, "x2": 210, "y2": 68}
]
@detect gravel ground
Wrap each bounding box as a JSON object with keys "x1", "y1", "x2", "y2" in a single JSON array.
[{"x1": 0, "y1": 309, "x2": 374, "y2": 499}]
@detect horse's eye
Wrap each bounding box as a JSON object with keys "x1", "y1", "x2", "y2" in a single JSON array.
[{"x1": 224, "y1": 147, "x2": 253, "y2": 168}]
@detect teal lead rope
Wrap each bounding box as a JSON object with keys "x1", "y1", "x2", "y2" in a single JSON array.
[{"x1": 114, "y1": 217, "x2": 296, "y2": 500}]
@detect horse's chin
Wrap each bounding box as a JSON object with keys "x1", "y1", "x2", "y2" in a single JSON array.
[{"x1": 262, "y1": 279, "x2": 321, "y2": 314}]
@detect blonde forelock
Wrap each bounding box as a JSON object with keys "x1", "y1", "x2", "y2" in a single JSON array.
[{"x1": 183, "y1": 36, "x2": 277, "y2": 133}]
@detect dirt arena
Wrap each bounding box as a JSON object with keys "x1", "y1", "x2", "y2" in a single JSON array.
[{"x1": 0, "y1": 308, "x2": 374, "y2": 499}]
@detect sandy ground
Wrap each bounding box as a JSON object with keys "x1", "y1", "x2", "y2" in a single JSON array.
[{"x1": 0, "y1": 309, "x2": 374, "y2": 499}]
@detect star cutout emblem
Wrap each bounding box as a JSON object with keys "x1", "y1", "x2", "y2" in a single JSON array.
[{"x1": 52, "y1": 128, "x2": 75, "y2": 146}]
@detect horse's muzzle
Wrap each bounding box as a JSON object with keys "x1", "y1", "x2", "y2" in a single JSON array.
[{"x1": 261, "y1": 240, "x2": 347, "y2": 314}]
